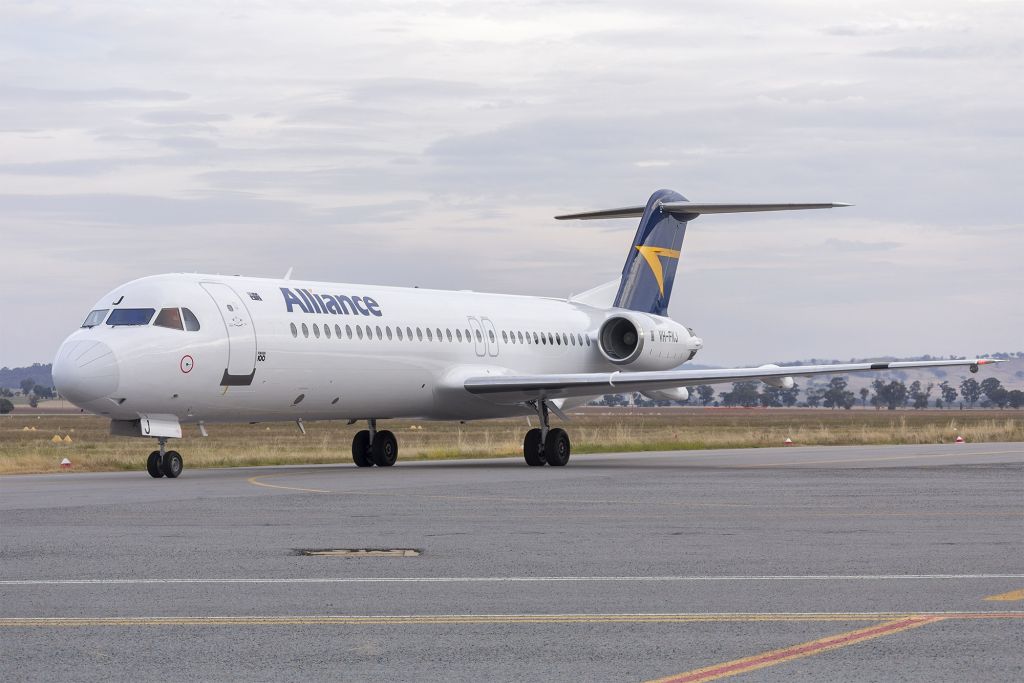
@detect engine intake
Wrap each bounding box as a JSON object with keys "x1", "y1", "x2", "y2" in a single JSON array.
[{"x1": 598, "y1": 316, "x2": 644, "y2": 365}]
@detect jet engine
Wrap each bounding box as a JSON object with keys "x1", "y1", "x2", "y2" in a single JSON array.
[{"x1": 597, "y1": 313, "x2": 702, "y2": 372}]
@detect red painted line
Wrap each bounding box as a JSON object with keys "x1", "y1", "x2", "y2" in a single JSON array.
[{"x1": 652, "y1": 616, "x2": 944, "y2": 683}]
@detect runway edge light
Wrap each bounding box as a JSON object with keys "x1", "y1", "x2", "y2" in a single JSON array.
[{"x1": 60, "y1": 458, "x2": 72, "y2": 469}]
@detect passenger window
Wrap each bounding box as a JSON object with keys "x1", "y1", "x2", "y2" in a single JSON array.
[
  {"x1": 502, "y1": 331, "x2": 508, "y2": 343},
  {"x1": 397, "y1": 327, "x2": 404, "y2": 341},
  {"x1": 106, "y1": 308, "x2": 155, "y2": 326},
  {"x1": 301, "y1": 323, "x2": 309, "y2": 338},
  {"x1": 81, "y1": 309, "x2": 109, "y2": 328},
  {"x1": 528, "y1": 332, "x2": 535, "y2": 345},
  {"x1": 324, "y1": 324, "x2": 331, "y2": 339},
  {"x1": 313, "y1": 324, "x2": 321, "y2": 339},
  {"x1": 335, "y1": 324, "x2": 342, "y2": 338},
  {"x1": 182, "y1": 308, "x2": 200, "y2": 331},
  {"x1": 406, "y1": 326, "x2": 413, "y2": 340},
  {"x1": 386, "y1": 326, "x2": 393, "y2": 340},
  {"x1": 365, "y1": 325, "x2": 372, "y2": 340},
  {"x1": 456, "y1": 329, "x2": 463, "y2": 342},
  {"x1": 518, "y1": 331, "x2": 524, "y2": 344},
  {"x1": 356, "y1": 326, "x2": 363, "y2": 340},
  {"x1": 376, "y1": 326, "x2": 383, "y2": 340},
  {"x1": 541, "y1": 333, "x2": 546, "y2": 345},
  {"x1": 465, "y1": 329, "x2": 471, "y2": 342},
  {"x1": 548, "y1": 333, "x2": 555, "y2": 345},
  {"x1": 562, "y1": 333, "x2": 568, "y2": 345},
  {"x1": 290, "y1": 323, "x2": 298, "y2": 338},
  {"x1": 415, "y1": 327, "x2": 422, "y2": 341},
  {"x1": 475, "y1": 330, "x2": 482, "y2": 342},
  {"x1": 426, "y1": 328, "x2": 433, "y2": 341},
  {"x1": 446, "y1": 328, "x2": 453, "y2": 342},
  {"x1": 436, "y1": 328, "x2": 442, "y2": 341},
  {"x1": 154, "y1": 308, "x2": 183, "y2": 330},
  {"x1": 585, "y1": 336, "x2": 591, "y2": 347},
  {"x1": 488, "y1": 330, "x2": 495, "y2": 343},
  {"x1": 570, "y1": 334, "x2": 576, "y2": 346},
  {"x1": 346, "y1": 325, "x2": 353, "y2": 339}
]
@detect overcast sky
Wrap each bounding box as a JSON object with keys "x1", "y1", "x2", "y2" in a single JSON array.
[{"x1": 1, "y1": 1, "x2": 1021, "y2": 368}]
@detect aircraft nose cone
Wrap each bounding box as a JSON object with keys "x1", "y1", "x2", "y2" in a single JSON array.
[{"x1": 53, "y1": 340, "x2": 120, "y2": 404}]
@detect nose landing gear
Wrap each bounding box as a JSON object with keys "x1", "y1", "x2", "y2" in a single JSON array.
[
  {"x1": 147, "y1": 438, "x2": 183, "y2": 478},
  {"x1": 351, "y1": 419, "x2": 398, "y2": 467},
  {"x1": 523, "y1": 399, "x2": 571, "y2": 467}
]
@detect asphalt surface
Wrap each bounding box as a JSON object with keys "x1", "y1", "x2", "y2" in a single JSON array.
[{"x1": 1, "y1": 442, "x2": 1022, "y2": 682}]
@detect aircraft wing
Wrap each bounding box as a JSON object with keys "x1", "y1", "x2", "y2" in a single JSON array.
[{"x1": 464, "y1": 358, "x2": 1001, "y2": 404}]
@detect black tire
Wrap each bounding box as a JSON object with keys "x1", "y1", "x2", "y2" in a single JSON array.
[
  {"x1": 147, "y1": 451, "x2": 164, "y2": 478},
  {"x1": 371, "y1": 430, "x2": 398, "y2": 467},
  {"x1": 352, "y1": 430, "x2": 373, "y2": 467},
  {"x1": 523, "y1": 428, "x2": 546, "y2": 466},
  {"x1": 544, "y1": 428, "x2": 571, "y2": 466},
  {"x1": 161, "y1": 451, "x2": 183, "y2": 478}
]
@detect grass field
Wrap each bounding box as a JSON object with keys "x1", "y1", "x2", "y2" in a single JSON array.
[{"x1": 1, "y1": 407, "x2": 1022, "y2": 474}]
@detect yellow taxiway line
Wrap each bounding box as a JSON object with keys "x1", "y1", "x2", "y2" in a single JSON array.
[{"x1": 647, "y1": 616, "x2": 947, "y2": 683}]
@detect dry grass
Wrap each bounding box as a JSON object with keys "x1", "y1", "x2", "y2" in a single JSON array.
[{"x1": 1, "y1": 408, "x2": 1022, "y2": 474}]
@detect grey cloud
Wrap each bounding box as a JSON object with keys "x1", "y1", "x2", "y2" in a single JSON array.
[
  {"x1": 822, "y1": 238, "x2": 902, "y2": 252},
  {"x1": 867, "y1": 45, "x2": 982, "y2": 60},
  {"x1": 0, "y1": 193, "x2": 316, "y2": 228},
  {"x1": 138, "y1": 110, "x2": 231, "y2": 124},
  {"x1": 347, "y1": 78, "x2": 493, "y2": 101},
  {"x1": 0, "y1": 85, "x2": 189, "y2": 103},
  {"x1": 157, "y1": 136, "x2": 220, "y2": 151}
]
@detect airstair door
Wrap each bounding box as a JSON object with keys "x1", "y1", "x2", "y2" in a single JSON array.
[{"x1": 201, "y1": 282, "x2": 257, "y2": 386}]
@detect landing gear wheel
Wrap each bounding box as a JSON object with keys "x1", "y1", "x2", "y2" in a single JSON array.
[
  {"x1": 544, "y1": 428, "x2": 571, "y2": 467},
  {"x1": 147, "y1": 451, "x2": 164, "y2": 478},
  {"x1": 160, "y1": 451, "x2": 183, "y2": 478},
  {"x1": 371, "y1": 430, "x2": 398, "y2": 467},
  {"x1": 523, "y1": 428, "x2": 546, "y2": 466},
  {"x1": 352, "y1": 430, "x2": 373, "y2": 467}
]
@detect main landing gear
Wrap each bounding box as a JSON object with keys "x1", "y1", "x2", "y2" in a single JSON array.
[
  {"x1": 352, "y1": 419, "x2": 398, "y2": 468},
  {"x1": 523, "y1": 399, "x2": 571, "y2": 467},
  {"x1": 147, "y1": 437, "x2": 183, "y2": 479}
]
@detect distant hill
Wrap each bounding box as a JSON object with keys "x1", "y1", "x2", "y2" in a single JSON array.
[{"x1": 0, "y1": 364, "x2": 53, "y2": 390}]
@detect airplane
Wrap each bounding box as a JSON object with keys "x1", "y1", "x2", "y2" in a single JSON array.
[{"x1": 52, "y1": 189, "x2": 1001, "y2": 478}]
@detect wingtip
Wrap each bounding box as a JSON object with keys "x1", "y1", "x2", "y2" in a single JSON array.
[{"x1": 832, "y1": 202, "x2": 853, "y2": 208}]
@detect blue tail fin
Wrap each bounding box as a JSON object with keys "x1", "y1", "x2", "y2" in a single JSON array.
[{"x1": 612, "y1": 189, "x2": 690, "y2": 316}]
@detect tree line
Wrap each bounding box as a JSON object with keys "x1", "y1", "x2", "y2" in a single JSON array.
[{"x1": 0, "y1": 377, "x2": 56, "y2": 413}]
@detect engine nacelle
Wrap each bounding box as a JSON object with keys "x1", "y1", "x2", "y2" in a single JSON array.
[
  {"x1": 758, "y1": 364, "x2": 795, "y2": 390},
  {"x1": 597, "y1": 312, "x2": 702, "y2": 372},
  {"x1": 641, "y1": 387, "x2": 690, "y2": 403}
]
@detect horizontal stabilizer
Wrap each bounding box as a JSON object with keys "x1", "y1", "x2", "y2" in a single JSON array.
[{"x1": 555, "y1": 202, "x2": 850, "y2": 220}]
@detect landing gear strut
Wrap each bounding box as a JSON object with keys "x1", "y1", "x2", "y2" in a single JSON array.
[
  {"x1": 351, "y1": 419, "x2": 398, "y2": 468},
  {"x1": 523, "y1": 399, "x2": 571, "y2": 467},
  {"x1": 147, "y1": 437, "x2": 183, "y2": 479}
]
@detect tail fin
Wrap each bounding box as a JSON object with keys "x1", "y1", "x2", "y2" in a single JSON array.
[
  {"x1": 556, "y1": 191, "x2": 850, "y2": 316},
  {"x1": 613, "y1": 189, "x2": 689, "y2": 316}
]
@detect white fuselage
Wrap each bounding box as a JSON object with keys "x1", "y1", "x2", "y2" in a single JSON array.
[{"x1": 53, "y1": 274, "x2": 702, "y2": 425}]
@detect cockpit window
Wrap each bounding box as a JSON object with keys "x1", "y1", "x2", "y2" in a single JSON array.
[
  {"x1": 81, "y1": 309, "x2": 108, "y2": 328},
  {"x1": 106, "y1": 308, "x2": 155, "y2": 326},
  {"x1": 154, "y1": 308, "x2": 184, "y2": 330},
  {"x1": 182, "y1": 308, "x2": 200, "y2": 331}
]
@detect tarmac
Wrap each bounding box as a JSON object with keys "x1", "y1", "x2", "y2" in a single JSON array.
[{"x1": 1, "y1": 442, "x2": 1022, "y2": 682}]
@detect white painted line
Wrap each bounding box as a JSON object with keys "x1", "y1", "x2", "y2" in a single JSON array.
[{"x1": 1, "y1": 574, "x2": 1022, "y2": 586}]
